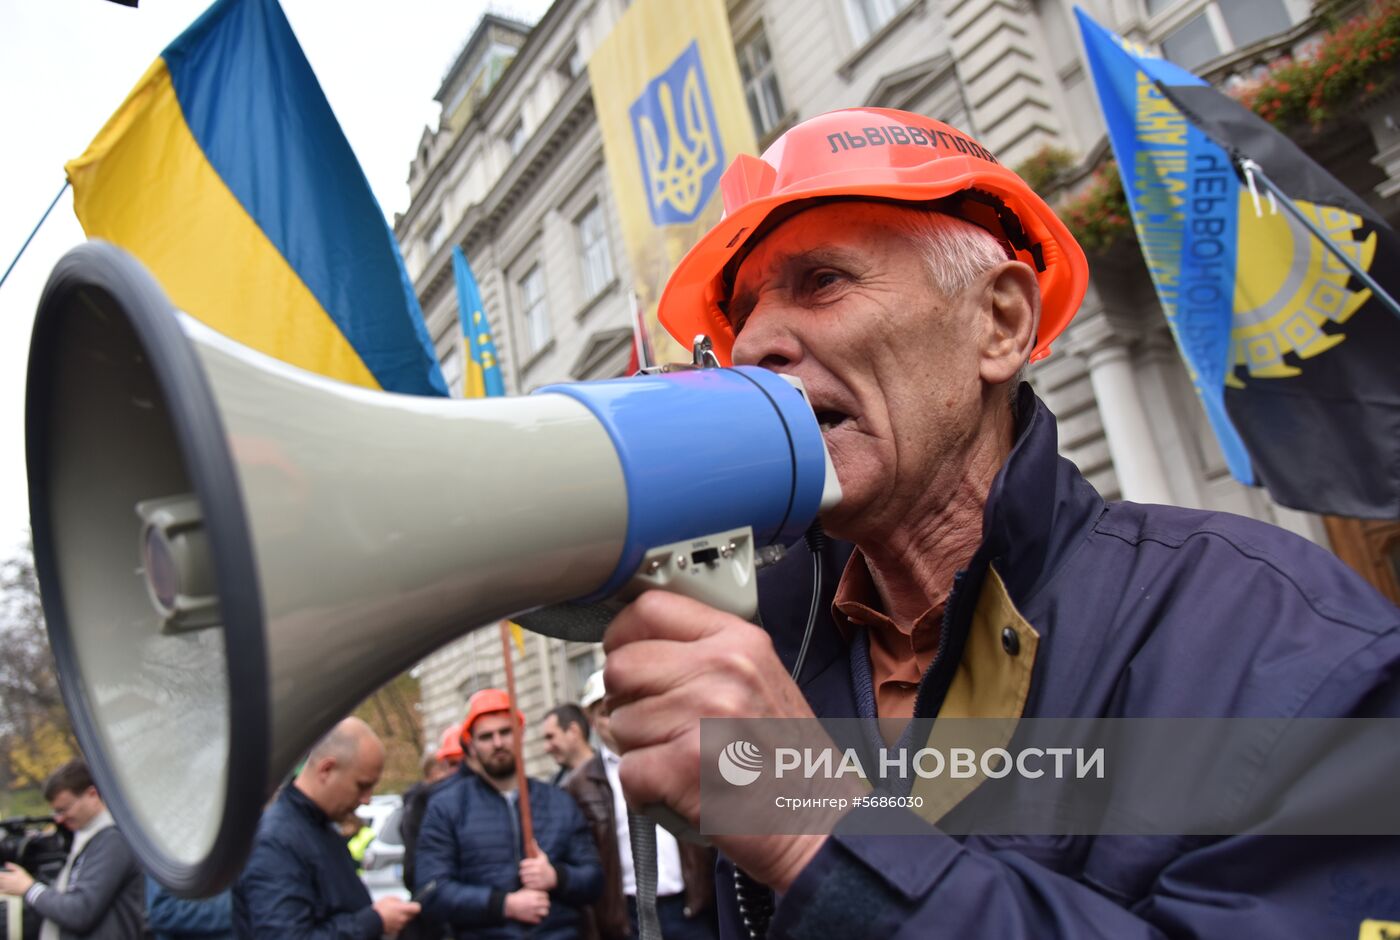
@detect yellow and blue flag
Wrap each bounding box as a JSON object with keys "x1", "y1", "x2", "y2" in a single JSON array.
[
  {"x1": 589, "y1": 0, "x2": 757, "y2": 363},
  {"x1": 452, "y1": 246, "x2": 505, "y2": 399},
  {"x1": 1077, "y1": 9, "x2": 1400, "y2": 518},
  {"x1": 65, "y1": 0, "x2": 448, "y2": 397}
]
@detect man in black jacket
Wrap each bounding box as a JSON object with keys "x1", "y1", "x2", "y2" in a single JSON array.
[
  {"x1": 233, "y1": 717, "x2": 421, "y2": 938},
  {"x1": 0, "y1": 757, "x2": 144, "y2": 939}
]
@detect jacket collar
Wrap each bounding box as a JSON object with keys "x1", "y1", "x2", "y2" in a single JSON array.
[
  {"x1": 978, "y1": 383, "x2": 1105, "y2": 608},
  {"x1": 579, "y1": 753, "x2": 612, "y2": 796},
  {"x1": 285, "y1": 783, "x2": 331, "y2": 828}
]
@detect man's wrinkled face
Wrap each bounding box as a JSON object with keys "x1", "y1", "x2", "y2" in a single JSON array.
[
  {"x1": 319, "y1": 737, "x2": 384, "y2": 821},
  {"x1": 50, "y1": 786, "x2": 103, "y2": 833},
  {"x1": 470, "y1": 711, "x2": 516, "y2": 780},
  {"x1": 727, "y1": 202, "x2": 988, "y2": 537}
]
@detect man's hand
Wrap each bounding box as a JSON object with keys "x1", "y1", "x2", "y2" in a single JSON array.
[
  {"x1": 371, "y1": 897, "x2": 420, "y2": 936},
  {"x1": 0, "y1": 863, "x2": 34, "y2": 897},
  {"x1": 504, "y1": 888, "x2": 550, "y2": 924},
  {"x1": 519, "y1": 852, "x2": 557, "y2": 890},
  {"x1": 603, "y1": 591, "x2": 829, "y2": 893}
]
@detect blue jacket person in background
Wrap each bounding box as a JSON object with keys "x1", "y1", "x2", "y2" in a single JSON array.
[
  {"x1": 233, "y1": 717, "x2": 420, "y2": 938},
  {"x1": 146, "y1": 877, "x2": 232, "y2": 940},
  {"x1": 600, "y1": 107, "x2": 1400, "y2": 939},
  {"x1": 416, "y1": 689, "x2": 602, "y2": 938}
]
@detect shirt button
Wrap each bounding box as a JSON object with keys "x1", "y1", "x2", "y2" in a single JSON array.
[{"x1": 1001, "y1": 626, "x2": 1021, "y2": 656}]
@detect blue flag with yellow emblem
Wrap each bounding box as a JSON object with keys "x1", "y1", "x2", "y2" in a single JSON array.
[
  {"x1": 65, "y1": 0, "x2": 448, "y2": 398},
  {"x1": 452, "y1": 246, "x2": 505, "y2": 399},
  {"x1": 1077, "y1": 8, "x2": 1400, "y2": 519}
]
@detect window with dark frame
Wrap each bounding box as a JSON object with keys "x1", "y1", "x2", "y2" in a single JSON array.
[
  {"x1": 739, "y1": 27, "x2": 787, "y2": 139},
  {"x1": 519, "y1": 264, "x2": 550, "y2": 354},
  {"x1": 576, "y1": 200, "x2": 615, "y2": 299}
]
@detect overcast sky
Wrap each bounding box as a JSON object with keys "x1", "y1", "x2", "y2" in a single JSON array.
[{"x1": 0, "y1": 0, "x2": 551, "y2": 558}]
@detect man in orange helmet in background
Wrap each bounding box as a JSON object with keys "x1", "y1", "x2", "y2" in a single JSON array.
[
  {"x1": 600, "y1": 108, "x2": 1400, "y2": 938},
  {"x1": 414, "y1": 689, "x2": 602, "y2": 939}
]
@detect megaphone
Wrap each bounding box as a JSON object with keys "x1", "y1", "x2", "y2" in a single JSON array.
[{"x1": 25, "y1": 241, "x2": 839, "y2": 896}]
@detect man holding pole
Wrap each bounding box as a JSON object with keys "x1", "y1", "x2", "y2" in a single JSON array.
[{"x1": 415, "y1": 689, "x2": 602, "y2": 939}]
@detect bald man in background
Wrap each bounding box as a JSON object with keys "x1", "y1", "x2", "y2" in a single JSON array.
[{"x1": 233, "y1": 717, "x2": 421, "y2": 938}]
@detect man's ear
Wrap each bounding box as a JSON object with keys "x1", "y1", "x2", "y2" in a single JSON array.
[
  {"x1": 313, "y1": 756, "x2": 337, "y2": 781},
  {"x1": 979, "y1": 261, "x2": 1040, "y2": 385}
]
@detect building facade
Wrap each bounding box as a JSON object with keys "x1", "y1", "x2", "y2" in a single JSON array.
[{"x1": 395, "y1": 0, "x2": 1400, "y2": 774}]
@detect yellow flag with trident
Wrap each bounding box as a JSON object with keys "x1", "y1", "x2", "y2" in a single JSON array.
[{"x1": 589, "y1": 0, "x2": 757, "y2": 363}]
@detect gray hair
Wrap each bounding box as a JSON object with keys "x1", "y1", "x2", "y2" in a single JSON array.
[
  {"x1": 890, "y1": 206, "x2": 1030, "y2": 402},
  {"x1": 888, "y1": 206, "x2": 1011, "y2": 298}
]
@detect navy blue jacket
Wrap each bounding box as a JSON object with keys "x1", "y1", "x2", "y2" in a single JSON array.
[
  {"x1": 147, "y1": 877, "x2": 232, "y2": 940},
  {"x1": 722, "y1": 386, "x2": 1400, "y2": 939},
  {"x1": 415, "y1": 768, "x2": 603, "y2": 939},
  {"x1": 232, "y1": 786, "x2": 380, "y2": 939}
]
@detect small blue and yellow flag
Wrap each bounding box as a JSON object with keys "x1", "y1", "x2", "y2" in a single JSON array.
[
  {"x1": 65, "y1": 0, "x2": 448, "y2": 398},
  {"x1": 452, "y1": 246, "x2": 505, "y2": 399},
  {"x1": 1077, "y1": 8, "x2": 1400, "y2": 518}
]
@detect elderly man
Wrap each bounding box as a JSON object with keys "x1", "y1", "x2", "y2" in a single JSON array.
[
  {"x1": 601, "y1": 107, "x2": 1400, "y2": 938},
  {"x1": 416, "y1": 689, "x2": 602, "y2": 939},
  {"x1": 233, "y1": 717, "x2": 420, "y2": 938}
]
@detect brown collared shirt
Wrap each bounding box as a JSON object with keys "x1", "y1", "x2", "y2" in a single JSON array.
[{"x1": 832, "y1": 550, "x2": 945, "y2": 731}]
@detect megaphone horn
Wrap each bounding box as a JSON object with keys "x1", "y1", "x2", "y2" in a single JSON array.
[{"x1": 26, "y1": 242, "x2": 838, "y2": 895}]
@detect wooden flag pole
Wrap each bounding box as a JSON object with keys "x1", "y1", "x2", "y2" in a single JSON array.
[{"x1": 498, "y1": 620, "x2": 537, "y2": 857}]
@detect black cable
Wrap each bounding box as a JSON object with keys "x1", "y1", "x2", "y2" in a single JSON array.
[
  {"x1": 734, "y1": 864, "x2": 777, "y2": 939},
  {"x1": 791, "y1": 522, "x2": 827, "y2": 686}
]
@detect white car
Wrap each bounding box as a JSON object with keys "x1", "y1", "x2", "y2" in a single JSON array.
[{"x1": 357, "y1": 795, "x2": 409, "y2": 902}]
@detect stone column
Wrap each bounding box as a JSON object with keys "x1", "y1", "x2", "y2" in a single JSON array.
[{"x1": 1072, "y1": 313, "x2": 1176, "y2": 504}]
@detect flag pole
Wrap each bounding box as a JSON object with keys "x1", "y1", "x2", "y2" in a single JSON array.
[
  {"x1": 630, "y1": 291, "x2": 656, "y2": 371},
  {"x1": 1238, "y1": 159, "x2": 1400, "y2": 323},
  {"x1": 498, "y1": 620, "x2": 537, "y2": 857},
  {"x1": 0, "y1": 181, "x2": 68, "y2": 293}
]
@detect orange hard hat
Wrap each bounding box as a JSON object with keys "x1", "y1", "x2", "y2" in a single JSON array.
[
  {"x1": 657, "y1": 107, "x2": 1088, "y2": 364},
  {"x1": 461, "y1": 688, "x2": 524, "y2": 738},
  {"x1": 437, "y1": 722, "x2": 465, "y2": 763}
]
